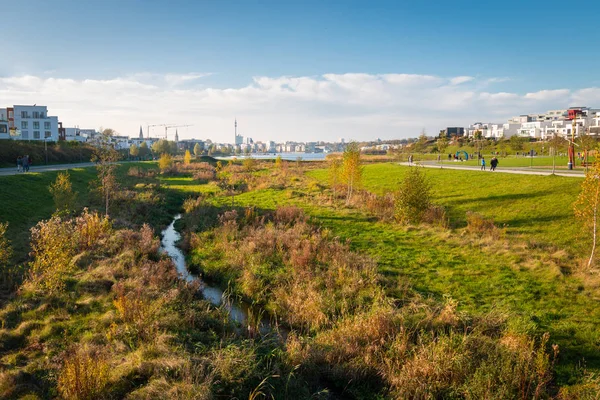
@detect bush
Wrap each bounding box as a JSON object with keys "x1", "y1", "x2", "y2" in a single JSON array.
[
  {"x1": 158, "y1": 153, "x2": 173, "y2": 173},
  {"x1": 395, "y1": 167, "x2": 432, "y2": 224},
  {"x1": 57, "y1": 344, "x2": 110, "y2": 400},
  {"x1": 48, "y1": 172, "x2": 77, "y2": 215},
  {"x1": 25, "y1": 215, "x2": 76, "y2": 295},
  {"x1": 466, "y1": 211, "x2": 499, "y2": 238}
]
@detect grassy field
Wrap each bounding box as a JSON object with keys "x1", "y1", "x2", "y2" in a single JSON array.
[
  {"x1": 1, "y1": 159, "x2": 599, "y2": 396},
  {"x1": 198, "y1": 163, "x2": 599, "y2": 384}
]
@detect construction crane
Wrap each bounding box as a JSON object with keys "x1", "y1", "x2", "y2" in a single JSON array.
[
  {"x1": 164, "y1": 124, "x2": 193, "y2": 140},
  {"x1": 146, "y1": 124, "x2": 173, "y2": 139}
]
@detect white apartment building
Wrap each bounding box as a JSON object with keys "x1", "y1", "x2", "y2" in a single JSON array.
[
  {"x1": 8, "y1": 105, "x2": 59, "y2": 141},
  {"x1": 488, "y1": 123, "x2": 519, "y2": 139},
  {"x1": 64, "y1": 128, "x2": 87, "y2": 142},
  {"x1": 0, "y1": 108, "x2": 8, "y2": 139}
]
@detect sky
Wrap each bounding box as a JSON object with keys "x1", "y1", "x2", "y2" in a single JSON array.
[{"x1": 1, "y1": 0, "x2": 599, "y2": 142}]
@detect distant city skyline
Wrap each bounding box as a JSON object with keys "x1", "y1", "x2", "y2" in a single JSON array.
[{"x1": 1, "y1": 0, "x2": 599, "y2": 142}]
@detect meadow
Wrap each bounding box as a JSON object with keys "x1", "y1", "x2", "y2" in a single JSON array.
[{"x1": 0, "y1": 157, "x2": 599, "y2": 398}]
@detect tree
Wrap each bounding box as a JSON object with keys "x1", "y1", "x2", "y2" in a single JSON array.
[
  {"x1": 92, "y1": 131, "x2": 119, "y2": 217},
  {"x1": 328, "y1": 157, "x2": 342, "y2": 201},
  {"x1": 184, "y1": 150, "x2": 192, "y2": 165},
  {"x1": 510, "y1": 135, "x2": 526, "y2": 151},
  {"x1": 577, "y1": 131, "x2": 597, "y2": 173},
  {"x1": 395, "y1": 167, "x2": 432, "y2": 224},
  {"x1": 574, "y1": 163, "x2": 600, "y2": 269},
  {"x1": 437, "y1": 136, "x2": 449, "y2": 155},
  {"x1": 158, "y1": 153, "x2": 173, "y2": 172},
  {"x1": 152, "y1": 139, "x2": 173, "y2": 155},
  {"x1": 341, "y1": 142, "x2": 363, "y2": 204},
  {"x1": 275, "y1": 155, "x2": 283, "y2": 169},
  {"x1": 413, "y1": 130, "x2": 428, "y2": 153},
  {"x1": 193, "y1": 143, "x2": 202, "y2": 158},
  {"x1": 169, "y1": 141, "x2": 178, "y2": 155},
  {"x1": 242, "y1": 156, "x2": 255, "y2": 172},
  {"x1": 49, "y1": 172, "x2": 77, "y2": 215},
  {"x1": 129, "y1": 144, "x2": 139, "y2": 159},
  {"x1": 139, "y1": 141, "x2": 149, "y2": 159},
  {"x1": 547, "y1": 134, "x2": 564, "y2": 175}
]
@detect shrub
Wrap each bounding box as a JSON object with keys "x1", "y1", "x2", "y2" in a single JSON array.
[
  {"x1": 26, "y1": 215, "x2": 76, "y2": 295},
  {"x1": 184, "y1": 150, "x2": 192, "y2": 165},
  {"x1": 158, "y1": 153, "x2": 173, "y2": 173},
  {"x1": 466, "y1": 211, "x2": 499, "y2": 238},
  {"x1": 74, "y1": 208, "x2": 112, "y2": 251},
  {"x1": 57, "y1": 344, "x2": 110, "y2": 400},
  {"x1": 422, "y1": 205, "x2": 449, "y2": 228},
  {"x1": 395, "y1": 167, "x2": 432, "y2": 224},
  {"x1": 48, "y1": 172, "x2": 77, "y2": 215}
]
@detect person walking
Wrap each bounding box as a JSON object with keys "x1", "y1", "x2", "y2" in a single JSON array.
[
  {"x1": 17, "y1": 156, "x2": 23, "y2": 172},
  {"x1": 490, "y1": 157, "x2": 498, "y2": 171},
  {"x1": 408, "y1": 154, "x2": 413, "y2": 165},
  {"x1": 480, "y1": 157, "x2": 486, "y2": 171},
  {"x1": 22, "y1": 155, "x2": 30, "y2": 173}
]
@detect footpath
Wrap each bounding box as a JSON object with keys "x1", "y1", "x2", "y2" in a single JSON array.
[
  {"x1": 0, "y1": 162, "x2": 97, "y2": 176},
  {"x1": 400, "y1": 161, "x2": 586, "y2": 178}
]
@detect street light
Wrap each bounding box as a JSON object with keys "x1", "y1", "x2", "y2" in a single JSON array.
[{"x1": 44, "y1": 136, "x2": 48, "y2": 165}]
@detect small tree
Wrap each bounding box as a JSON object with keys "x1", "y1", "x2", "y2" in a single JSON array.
[
  {"x1": 328, "y1": 158, "x2": 342, "y2": 201},
  {"x1": 158, "y1": 153, "x2": 173, "y2": 172},
  {"x1": 395, "y1": 167, "x2": 432, "y2": 224},
  {"x1": 193, "y1": 143, "x2": 202, "y2": 158},
  {"x1": 129, "y1": 144, "x2": 139, "y2": 159},
  {"x1": 577, "y1": 131, "x2": 597, "y2": 172},
  {"x1": 92, "y1": 130, "x2": 119, "y2": 217},
  {"x1": 341, "y1": 142, "x2": 363, "y2": 204},
  {"x1": 437, "y1": 136, "x2": 449, "y2": 155},
  {"x1": 243, "y1": 156, "x2": 256, "y2": 172},
  {"x1": 184, "y1": 149, "x2": 192, "y2": 165},
  {"x1": 275, "y1": 155, "x2": 283, "y2": 169},
  {"x1": 574, "y1": 162, "x2": 600, "y2": 269},
  {"x1": 139, "y1": 141, "x2": 149, "y2": 159},
  {"x1": 49, "y1": 172, "x2": 77, "y2": 215},
  {"x1": 547, "y1": 134, "x2": 564, "y2": 175}
]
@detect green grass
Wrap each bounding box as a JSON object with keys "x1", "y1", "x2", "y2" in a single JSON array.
[{"x1": 204, "y1": 163, "x2": 599, "y2": 383}]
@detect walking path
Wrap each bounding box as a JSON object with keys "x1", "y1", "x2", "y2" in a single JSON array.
[
  {"x1": 400, "y1": 161, "x2": 586, "y2": 178},
  {"x1": 0, "y1": 162, "x2": 97, "y2": 176}
]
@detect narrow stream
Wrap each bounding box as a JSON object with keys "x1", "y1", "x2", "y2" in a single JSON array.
[{"x1": 160, "y1": 215, "x2": 271, "y2": 332}]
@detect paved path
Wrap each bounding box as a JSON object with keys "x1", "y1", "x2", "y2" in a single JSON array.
[
  {"x1": 0, "y1": 162, "x2": 97, "y2": 176},
  {"x1": 400, "y1": 162, "x2": 586, "y2": 178}
]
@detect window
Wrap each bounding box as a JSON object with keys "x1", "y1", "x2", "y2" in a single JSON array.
[
  {"x1": 40, "y1": 113, "x2": 44, "y2": 118},
  {"x1": 21, "y1": 121, "x2": 28, "y2": 129},
  {"x1": 32, "y1": 111, "x2": 39, "y2": 118},
  {"x1": 45, "y1": 131, "x2": 51, "y2": 138},
  {"x1": 22, "y1": 131, "x2": 29, "y2": 138},
  {"x1": 21, "y1": 111, "x2": 27, "y2": 118},
  {"x1": 33, "y1": 121, "x2": 40, "y2": 129},
  {"x1": 33, "y1": 131, "x2": 40, "y2": 139},
  {"x1": 44, "y1": 122, "x2": 51, "y2": 129},
  {"x1": 8, "y1": 111, "x2": 13, "y2": 118}
]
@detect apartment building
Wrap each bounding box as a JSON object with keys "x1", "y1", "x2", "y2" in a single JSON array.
[
  {"x1": 5, "y1": 105, "x2": 59, "y2": 141},
  {"x1": 0, "y1": 108, "x2": 8, "y2": 139}
]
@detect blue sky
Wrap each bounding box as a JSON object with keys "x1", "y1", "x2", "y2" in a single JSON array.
[{"x1": 1, "y1": 0, "x2": 599, "y2": 141}]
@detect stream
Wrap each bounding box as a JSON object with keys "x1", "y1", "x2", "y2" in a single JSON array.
[{"x1": 160, "y1": 215, "x2": 271, "y2": 333}]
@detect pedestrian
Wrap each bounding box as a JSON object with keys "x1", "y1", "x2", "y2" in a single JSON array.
[
  {"x1": 481, "y1": 157, "x2": 486, "y2": 171},
  {"x1": 408, "y1": 154, "x2": 413, "y2": 165},
  {"x1": 23, "y1": 155, "x2": 30, "y2": 173},
  {"x1": 17, "y1": 156, "x2": 22, "y2": 173},
  {"x1": 448, "y1": 153, "x2": 452, "y2": 161},
  {"x1": 490, "y1": 157, "x2": 498, "y2": 171}
]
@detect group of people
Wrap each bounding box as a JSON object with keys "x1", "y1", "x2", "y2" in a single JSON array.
[
  {"x1": 480, "y1": 156, "x2": 498, "y2": 171},
  {"x1": 16, "y1": 155, "x2": 32, "y2": 173}
]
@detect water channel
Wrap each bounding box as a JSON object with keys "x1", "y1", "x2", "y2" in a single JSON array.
[{"x1": 160, "y1": 215, "x2": 271, "y2": 333}]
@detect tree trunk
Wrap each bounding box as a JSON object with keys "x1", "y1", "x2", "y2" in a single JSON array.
[{"x1": 552, "y1": 147, "x2": 556, "y2": 175}]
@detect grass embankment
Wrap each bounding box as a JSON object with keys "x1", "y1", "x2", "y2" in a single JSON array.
[
  {"x1": 185, "y1": 162, "x2": 599, "y2": 389},
  {"x1": 0, "y1": 141, "x2": 96, "y2": 167}
]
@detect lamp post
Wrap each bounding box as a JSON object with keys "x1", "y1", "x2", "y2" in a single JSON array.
[{"x1": 44, "y1": 137, "x2": 48, "y2": 165}]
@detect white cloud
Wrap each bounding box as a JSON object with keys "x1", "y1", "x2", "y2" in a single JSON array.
[
  {"x1": 0, "y1": 72, "x2": 599, "y2": 142},
  {"x1": 449, "y1": 76, "x2": 474, "y2": 85}
]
